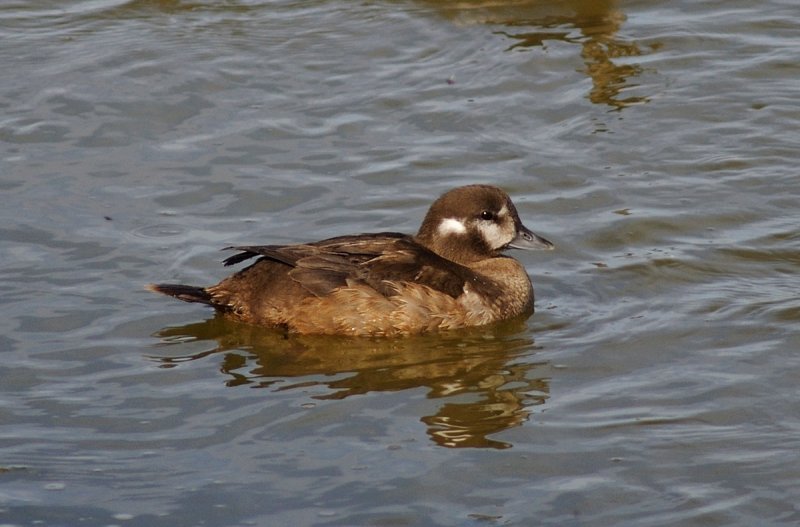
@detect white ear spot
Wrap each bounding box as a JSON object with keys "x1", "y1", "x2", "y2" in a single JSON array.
[{"x1": 438, "y1": 217, "x2": 467, "y2": 236}]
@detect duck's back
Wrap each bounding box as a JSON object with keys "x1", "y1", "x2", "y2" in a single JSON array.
[{"x1": 206, "y1": 232, "x2": 498, "y2": 336}]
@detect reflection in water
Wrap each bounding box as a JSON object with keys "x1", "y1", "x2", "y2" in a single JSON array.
[
  {"x1": 424, "y1": 0, "x2": 651, "y2": 109},
  {"x1": 150, "y1": 317, "x2": 550, "y2": 449}
]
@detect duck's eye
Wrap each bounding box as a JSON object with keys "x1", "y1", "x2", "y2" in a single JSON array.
[{"x1": 480, "y1": 210, "x2": 495, "y2": 221}]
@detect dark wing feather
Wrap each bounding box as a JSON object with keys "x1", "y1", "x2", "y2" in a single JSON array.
[
  {"x1": 358, "y1": 241, "x2": 469, "y2": 298},
  {"x1": 222, "y1": 248, "x2": 262, "y2": 267},
  {"x1": 222, "y1": 245, "x2": 310, "y2": 267},
  {"x1": 287, "y1": 234, "x2": 410, "y2": 296},
  {"x1": 222, "y1": 232, "x2": 408, "y2": 266},
  {"x1": 221, "y1": 232, "x2": 476, "y2": 299}
]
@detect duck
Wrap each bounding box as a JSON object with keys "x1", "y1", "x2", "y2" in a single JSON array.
[{"x1": 147, "y1": 184, "x2": 554, "y2": 336}]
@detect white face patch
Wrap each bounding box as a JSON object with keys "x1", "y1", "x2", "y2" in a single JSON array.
[
  {"x1": 477, "y1": 222, "x2": 511, "y2": 249},
  {"x1": 478, "y1": 204, "x2": 513, "y2": 250},
  {"x1": 437, "y1": 217, "x2": 467, "y2": 236}
]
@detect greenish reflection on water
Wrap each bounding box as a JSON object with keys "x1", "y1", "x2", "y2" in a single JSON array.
[
  {"x1": 421, "y1": 0, "x2": 652, "y2": 109},
  {"x1": 150, "y1": 316, "x2": 550, "y2": 449}
]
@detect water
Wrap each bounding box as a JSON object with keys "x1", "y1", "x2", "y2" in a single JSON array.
[{"x1": 1, "y1": 0, "x2": 799, "y2": 525}]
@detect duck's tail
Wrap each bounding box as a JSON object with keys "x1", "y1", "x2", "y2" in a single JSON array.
[{"x1": 146, "y1": 283, "x2": 214, "y2": 306}]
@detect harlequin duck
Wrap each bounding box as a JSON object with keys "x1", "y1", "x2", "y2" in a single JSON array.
[{"x1": 148, "y1": 184, "x2": 553, "y2": 336}]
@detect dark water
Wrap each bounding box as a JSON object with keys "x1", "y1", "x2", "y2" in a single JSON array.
[{"x1": 1, "y1": 0, "x2": 799, "y2": 525}]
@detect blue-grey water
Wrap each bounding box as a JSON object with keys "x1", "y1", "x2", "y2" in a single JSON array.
[{"x1": 1, "y1": 0, "x2": 799, "y2": 525}]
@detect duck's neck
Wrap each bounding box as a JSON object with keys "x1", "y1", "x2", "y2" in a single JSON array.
[{"x1": 414, "y1": 233, "x2": 495, "y2": 267}]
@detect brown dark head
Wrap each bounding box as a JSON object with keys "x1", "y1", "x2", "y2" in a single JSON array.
[{"x1": 415, "y1": 184, "x2": 553, "y2": 265}]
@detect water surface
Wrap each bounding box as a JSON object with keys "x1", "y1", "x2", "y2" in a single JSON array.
[{"x1": 1, "y1": 0, "x2": 799, "y2": 525}]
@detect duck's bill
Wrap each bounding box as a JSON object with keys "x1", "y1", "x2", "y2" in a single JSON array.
[{"x1": 508, "y1": 224, "x2": 554, "y2": 250}]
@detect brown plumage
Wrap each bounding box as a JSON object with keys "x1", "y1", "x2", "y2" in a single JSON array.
[{"x1": 147, "y1": 184, "x2": 553, "y2": 336}]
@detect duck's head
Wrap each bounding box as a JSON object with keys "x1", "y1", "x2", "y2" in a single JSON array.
[{"x1": 415, "y1": 184, "x2": 554, "y2": 265}]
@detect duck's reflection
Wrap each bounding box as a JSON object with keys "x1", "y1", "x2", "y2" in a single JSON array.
[
  {"x1": 423, "y1": 0, "x2": 650, "y2": 109},
  {"x1": 151, "y1": 317, "x2": 550, "y2": 449}
]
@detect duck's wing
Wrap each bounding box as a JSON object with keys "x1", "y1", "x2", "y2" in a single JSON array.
[
  {"x1": 222, "y1": 233, "x2": 411, "y2": 297},
  {"x1": 222, "y1": 233, "x2": 474, "y2": 299},
  {"x1": 355, "y1": 240, "x2": 472, "y2": 299},
  {"x1": 221, "y1": 232, "x2": 407, "y2": 267},
  {"x1": 223, "y1": 244, "x2": 323, "y2": 268}
]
